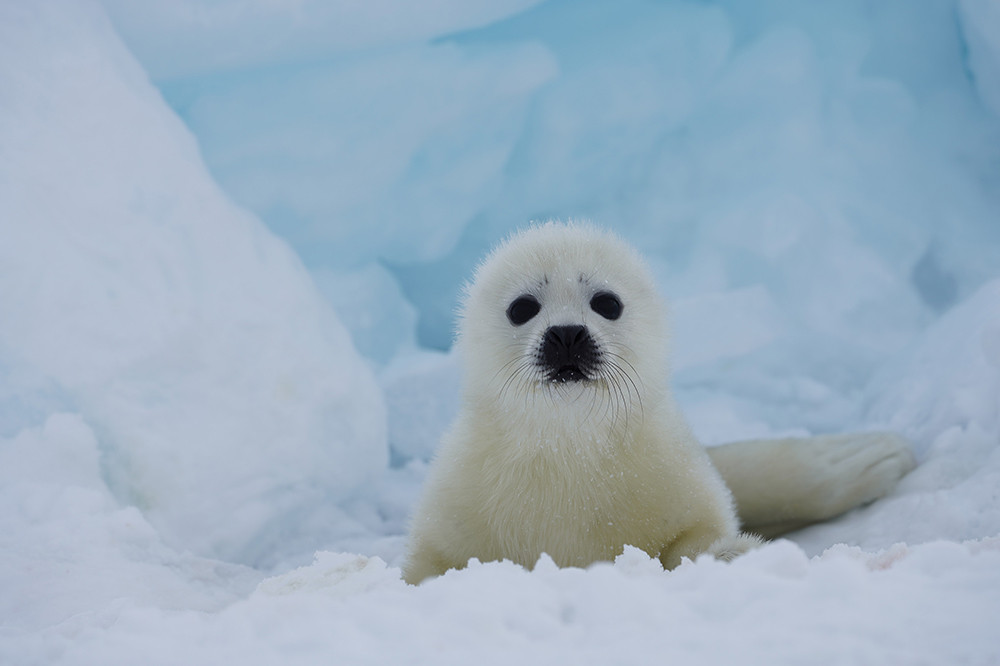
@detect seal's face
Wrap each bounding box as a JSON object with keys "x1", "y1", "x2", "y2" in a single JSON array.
[
  {"x1": 504, "y1": 285, "x2": 622, "y2": 384},
  {"x1": 458, "y1": 224, "x2": 668, "y2": 427}
]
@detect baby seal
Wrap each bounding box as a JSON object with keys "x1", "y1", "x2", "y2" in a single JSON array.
[
  {"x1": 402, "y1": 223, "x2": 915, "y2": 584},
  {"x1": 402, "y1": 223, "x2": 756, "y2": 584}
]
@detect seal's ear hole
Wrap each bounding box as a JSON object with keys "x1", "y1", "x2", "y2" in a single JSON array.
[
  {"x1": 590, "y1": 292, "x2": 623, "y2": 320},
  {"x1": 507, "y1": 295, "x2": 541, "y2": 326}
]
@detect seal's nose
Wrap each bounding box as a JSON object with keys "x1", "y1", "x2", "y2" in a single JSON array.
[
  {"x1": 545, "y1": 325, "x2": 588, "y2": 351},
  {"x1": 541, "y1": 325, "x2": 597, "y2": 382}
]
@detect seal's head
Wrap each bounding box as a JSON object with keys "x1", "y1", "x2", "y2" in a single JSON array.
[{"x1": 457, "y1": 223, "x2": 668, "y2": 427}]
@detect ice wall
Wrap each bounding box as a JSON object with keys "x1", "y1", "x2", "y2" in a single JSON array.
[
  {"x1": 960, "y1": 0, "x2": 1000, "y2": 116},
  {"x1": 104, "y1": 2, "x2": 1000, "y2": 423},
  {"x1": 99, "y1": 0, "x2": 548, "y2": 80},
  {"x1": 0, "y1": 1, "x2": 386, "y2": 567}
]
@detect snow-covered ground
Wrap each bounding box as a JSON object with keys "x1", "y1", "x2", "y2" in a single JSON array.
[{"x1": 1, "y1": 0, "x2": 999, "y2": 663}]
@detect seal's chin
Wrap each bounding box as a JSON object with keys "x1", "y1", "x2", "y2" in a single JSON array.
[{"x1": 549, "y1": 365, "x2": 589, "y2": 383}]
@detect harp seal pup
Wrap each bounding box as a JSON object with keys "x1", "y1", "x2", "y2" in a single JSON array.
[{"x1": 402, "y1": 223, "x2": 915, "y2": 585}]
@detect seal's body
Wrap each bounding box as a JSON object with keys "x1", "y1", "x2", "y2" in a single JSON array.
[{"x1": 402, "y1": 224, "x2": 914, "y2": 584}]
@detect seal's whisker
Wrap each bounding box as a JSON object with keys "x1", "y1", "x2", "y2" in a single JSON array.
[
  {"x1": 489, "y1": 355, "x2": 529, "y2": 393},
  {"x1": 606, "y1": 353, "x2": 643, "y2": 425},
  {"x1": 610, "y1": 365, "x2": 630, "y2": 436}
]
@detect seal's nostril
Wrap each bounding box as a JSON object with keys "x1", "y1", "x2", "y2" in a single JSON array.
[{"x1": 548, "y1": 325, "x2": 587, "y2": 349}]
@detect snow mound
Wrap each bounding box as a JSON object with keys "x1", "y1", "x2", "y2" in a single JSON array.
[
  {"x1": 0, "y1": 414, "x2": 262, "y2": 632},
  {"x1": 0, "y1": 1, "x2": 386, "y2": 566}
]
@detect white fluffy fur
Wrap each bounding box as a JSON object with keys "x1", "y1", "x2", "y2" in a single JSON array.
[
  {"x1": 708, "y1": 432, "x2": 916, "y2": 538},
  {"x1": 403, "y1": 223, "x2": 758, "y2": 584}
]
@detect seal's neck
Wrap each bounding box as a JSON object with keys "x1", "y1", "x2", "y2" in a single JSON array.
[{"x1": 476, "y1": 380, "x2": 654, "y2": 459}]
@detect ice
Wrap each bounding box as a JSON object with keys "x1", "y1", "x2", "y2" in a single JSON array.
[
  {"x1": 98, "y1": 0, "x2": 547, "y2": 80},
  {"x1": 312, "y1": 263, "x2": 421, "y2": 366},
  {"x1": 959, "y1": 0, "x2": 1000, "y2": 116},
  {"x1": 113, "y1": 0, "x2": 1000, "y2": 383},
  {"x1": 158, "y1": 41, "x2": 557, "y2": 273},
  {"x1": 3, "y1": 0, "x2": 1000, "y2": 664},
  {"x1": 671, "y1": 286, "x2": 784, "y2": 371},
  {"x1": 135, "y1": 0, "x2": 1000, "y2": 374}
]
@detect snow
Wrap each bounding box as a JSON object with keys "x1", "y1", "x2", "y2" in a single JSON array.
[
  {"x1": 0, "y1": 0, "x2": 386, "y2": 569},
  {"x1": 0, "y1": 414, "x2": 262, "y2": 632},
  {"x1": 1, "y1": 0, "x2": 1000, "y2": 664},
  {"x1": 5, "y1": 543, "x2": 1000, "y2": 664}
]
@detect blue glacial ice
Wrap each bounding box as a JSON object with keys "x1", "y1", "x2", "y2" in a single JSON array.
[{"x1": 105, "y1": 0, "x2": 1000, "y2": 444}]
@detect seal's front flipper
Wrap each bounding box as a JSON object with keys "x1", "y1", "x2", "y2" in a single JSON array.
[{"x1": 706, "y1": 432, "x2": 917, "y2": 539}]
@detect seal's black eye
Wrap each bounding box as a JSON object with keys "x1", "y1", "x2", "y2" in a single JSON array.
[
  {"x1": 506, "y1": 295, "x2": 541, "y2": 326},
  {"x1": 590, "y1": 292, "x2": 623, "y2": 320}
]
